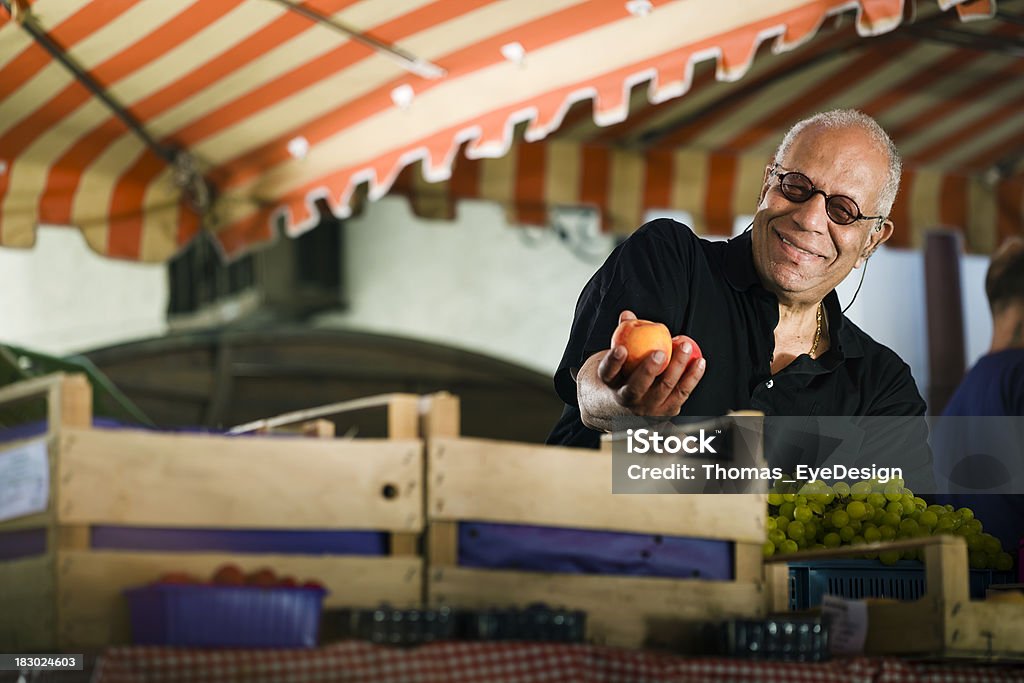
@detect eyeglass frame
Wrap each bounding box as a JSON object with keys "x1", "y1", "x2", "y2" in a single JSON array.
[{"x1": 768, "y1": 163, "x2": 886, "y2": 229}]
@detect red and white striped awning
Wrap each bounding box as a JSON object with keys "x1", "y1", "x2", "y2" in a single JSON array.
[{"x1": 0, "y1": 0, "x2": 1015, "y2": 261}]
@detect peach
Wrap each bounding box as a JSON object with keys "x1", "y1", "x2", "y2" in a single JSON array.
[
  {"x1": 611, "y1": 319, "x2": 673, "y2": 374},
  {"x1": 682, "y1": 336, "x2": 703, "y2": 371}
]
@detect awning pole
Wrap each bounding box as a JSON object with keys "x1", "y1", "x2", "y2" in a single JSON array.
[
  {"x1": 266, "y1": 0, "x2": 447, "y2": 80},
  {"x1": 0, "y1": 0, "x2": 178, "y2": 165}
]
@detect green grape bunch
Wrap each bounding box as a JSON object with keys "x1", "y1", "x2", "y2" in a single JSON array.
[{"x1": 762, "y1": 476, "x2": 1015, "y2": 572}]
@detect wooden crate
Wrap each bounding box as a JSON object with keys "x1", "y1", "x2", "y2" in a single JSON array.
[
  {"x1": 423, "y1": 401, "x2": 769, "y2": 650},
  {"x1": 766, "y1": 536, "x2": 1024, "y2": 660},
  {"x1": 0, "y1": 374, "x2": 425, "y2": 652}
]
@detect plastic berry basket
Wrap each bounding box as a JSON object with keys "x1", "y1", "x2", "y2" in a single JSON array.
[
  {"x1": 125, "y1": 584, "x2": 327, "y2": 648},
  {"x1": 787, "y1": 560, "x2": 1012, "y2": 611}
]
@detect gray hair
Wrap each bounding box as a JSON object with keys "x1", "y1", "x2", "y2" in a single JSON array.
[{"x1": 773, "y1": 109, "x2": 902, "y2": 217}]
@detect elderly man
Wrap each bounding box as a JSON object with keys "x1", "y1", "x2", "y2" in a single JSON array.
[{"x1": 549, "y1": 109, "x2": 926, "y2": 452}]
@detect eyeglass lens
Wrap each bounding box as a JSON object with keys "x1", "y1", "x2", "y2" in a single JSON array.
[{"x1": 779, "y1": 173, "x2": 860, "y2": 225}]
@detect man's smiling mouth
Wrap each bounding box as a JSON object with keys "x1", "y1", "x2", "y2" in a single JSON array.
[{"x1": 776, "y1": 228, "x2": 824, "y2": 259}]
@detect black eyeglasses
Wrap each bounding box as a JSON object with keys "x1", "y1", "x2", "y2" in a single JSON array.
[{"x1": 771, "y1": 165, "x2": 885, "y2": 227}]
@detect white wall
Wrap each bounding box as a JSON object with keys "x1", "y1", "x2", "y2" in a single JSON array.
[
  {"x1": 315, "y1": 198, "x2": 618, "y2": 375},
  {"x1": 0, "y1": 226, "x2": 167, "y2": 355},
  {"x1": 961, "y1": 254, "x2": 993, "y2": 367}
]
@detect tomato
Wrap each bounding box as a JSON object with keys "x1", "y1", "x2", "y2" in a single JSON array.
[{"x1": 211, "y1": 564, "x2": 246, "y2": 586}]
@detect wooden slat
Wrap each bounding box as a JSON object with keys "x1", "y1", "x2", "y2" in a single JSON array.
[
  {"x1": 424, "y1": 393, "x2": 461, "y2": 568},
  {"x1": 429, "y1": 436, "x2": 766, "y2": 542},
  {"x1": 764, "y1": 563, "x2": 790, "y2": 614},
  {"x1": 429, "y1": 566, "x2": 763, "y2": 649},
  {"x1": 0, "y1": 511, "x2": 50, "y2": 532},
  {"x1": 944, "y1": 601, "x2": 1024, "y2": 658},
  {"x1": 924, "y1": 534, "x2": 969, "y2": 604},
  {"x1": 56, "y1": 550, "x2": 422, "y2": 651},
  {"x1": 56, "y1": 374, "x2": 91, "y2": 430},
  {"x1": 390, "y1": 535, "x2": 419, "y2": 557},
  {"x1": 57, "y1": 525, "x2": 90, "y2": 550},
  {"x1": 428, "y1": 521, "x2": 458, "y2": 567},
  {"x1": 0, "y1": 373, "x2": 68, "y2": 407},
  {"x1": 386, "y1": 394, "x2": 420, "y2": 439},
  {"x1": 421, "y1": 392, "x2": 460, "y2": 439},
  {"x1": 863, "y1": 599, "x2": 946, "y2": 656},
  {"x1": 734, "y1": 541, "x2": 763, "y2": 583},
  {"x1": 257, "y1": 418, "x2": 335, "y2": 438},
  {"x1": 387, "y1": 395, "x2": 423, "y2": 557},
  {"x1": 58, "y1": 428, "x2": 423, "y2": 531},
  {"x1": 864, "y1": 593, "x2": 1024, "y2": 659},
  {"x1": 0, "y1": 555, "x2": 55, "y2": 652}
]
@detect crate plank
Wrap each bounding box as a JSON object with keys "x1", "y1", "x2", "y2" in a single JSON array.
[
  {"x1": 56, "y1": 551, "x2": 422, "y2": 650},
  {"x1": 429, "y1": 437, "x2": 765, "y2": 542},
  {"x1": 58, "y1": 428, "x2": 423, "y2": 531},
  {"x1": 946, "y1": 601, "x2": 1024, "y2": 658},
  {"x1": 863, "y1": 599, "x2": 947, "y2": 656},
  {"x1": 57, "y1": 375, "x2": 91, "y2": 430},
  {"x1": 429, "y1": 566, "x2": 763, "y2": 649},
  {"x1": 734, "y1": 542, "x2": 763, "y2": 582},
  {"x1": 924, "y1": 535, "x2": 969, "y2": 603}
]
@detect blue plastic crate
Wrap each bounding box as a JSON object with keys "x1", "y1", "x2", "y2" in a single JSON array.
[
  {"x1": 126, "y1": 584, "x2": 327, "y2": 648},
  {"x1": 787, "y1": 560, "x2": 1012, "y2": 611}
]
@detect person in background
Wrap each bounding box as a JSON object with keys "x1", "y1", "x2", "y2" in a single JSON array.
[
  {"x1": 944, "y1": 237, "x2": 1024, "y2": 416},
  {"x1": 934, "y1": 237, "x2": 1024, "y2": 557}
]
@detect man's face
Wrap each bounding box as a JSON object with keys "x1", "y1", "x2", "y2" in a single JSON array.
[{"x1": 751, "y1": 124, "x2": 894, "y2": 305}]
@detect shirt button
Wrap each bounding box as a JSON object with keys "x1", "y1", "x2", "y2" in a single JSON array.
[{"x1": 766, "y1": 380, "x2": 774, "y2": 389}]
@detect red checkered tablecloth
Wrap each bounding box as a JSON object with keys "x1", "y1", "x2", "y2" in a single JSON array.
[{"x1": 85, "y1": 642, "x2": 1024, "y2": 683}]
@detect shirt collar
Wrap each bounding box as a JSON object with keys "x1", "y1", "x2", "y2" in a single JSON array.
[{"x1": 725, "y1": 228, "x2": 864, "y2": 359}]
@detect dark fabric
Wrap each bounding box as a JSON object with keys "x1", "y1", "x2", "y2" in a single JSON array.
[
  {"x1": 934, "y1": 349, "x2": 1024, "y2": 553},
  {"x1": 549, "y1": 219, "x2": 927, "y2": 451},
  {"x1": 457, "y1": 522, "x2": 732, "y2": 579},
  {"x1": 943, "y1": 349, "x2": 1024, "y2": 417}
]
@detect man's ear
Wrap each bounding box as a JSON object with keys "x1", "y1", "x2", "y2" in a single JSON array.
[
  {"x1": 855, "y1": 219, "x2": 894, "y2": 269},
  {"x1": 757, "y1": 165, "x2": 773, "y2": 205}
]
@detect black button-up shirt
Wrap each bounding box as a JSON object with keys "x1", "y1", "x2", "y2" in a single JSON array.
[{"x1": 548, "y1": 219, "x2": 928, "y2": 452}]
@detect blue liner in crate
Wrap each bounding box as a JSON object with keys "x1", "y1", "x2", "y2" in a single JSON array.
[
  {"x1": 787, "y1": 559, "x2": 1012, "y2": 611},
  {"x1": 126, "y1": 584, "x2": 327, "y2": 648}
]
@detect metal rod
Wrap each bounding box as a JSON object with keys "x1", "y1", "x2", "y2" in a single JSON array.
[
  {"x1": 0, "y1": 0, "x2": 178, "y2": 164},
  {"x1": 227, "y1": 393, "x2": 411, "y2": 434},
  {"x1": 902, "y1": 24, "x2": 1024, "y2": 57},
  {"x1": 267, "y1": 0, "x2": 446, "y2": 79}
]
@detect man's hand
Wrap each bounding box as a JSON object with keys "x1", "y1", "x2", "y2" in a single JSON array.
[{"x1": 578, "y1": 311, "x2": 705, "y2": 429}]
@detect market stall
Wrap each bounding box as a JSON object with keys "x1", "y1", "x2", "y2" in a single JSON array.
[{"x1": 2, "y1": 0, "x2": 1023, "y2": 680}]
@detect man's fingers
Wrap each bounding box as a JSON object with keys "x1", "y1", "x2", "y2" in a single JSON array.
[
  {"x1": 646, "y1": 339, "x2": 692, "y2": 406},
  {"x1": 618, "y1": 310, "x2": 638, "y2": 325},
  {"x1": 615, "y1": 353, "x2": 661, "y2": 405},
  {"x1": 597, "y1": 347, "x2": 627, "y2": 384},
  {"x1": 670, "y1": 355, "x2": 706, "y2": 406}
]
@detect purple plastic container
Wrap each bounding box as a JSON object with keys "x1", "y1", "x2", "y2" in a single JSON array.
[{"x1": 125, "y1": 584, "x2": 326, "y2": 648}]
